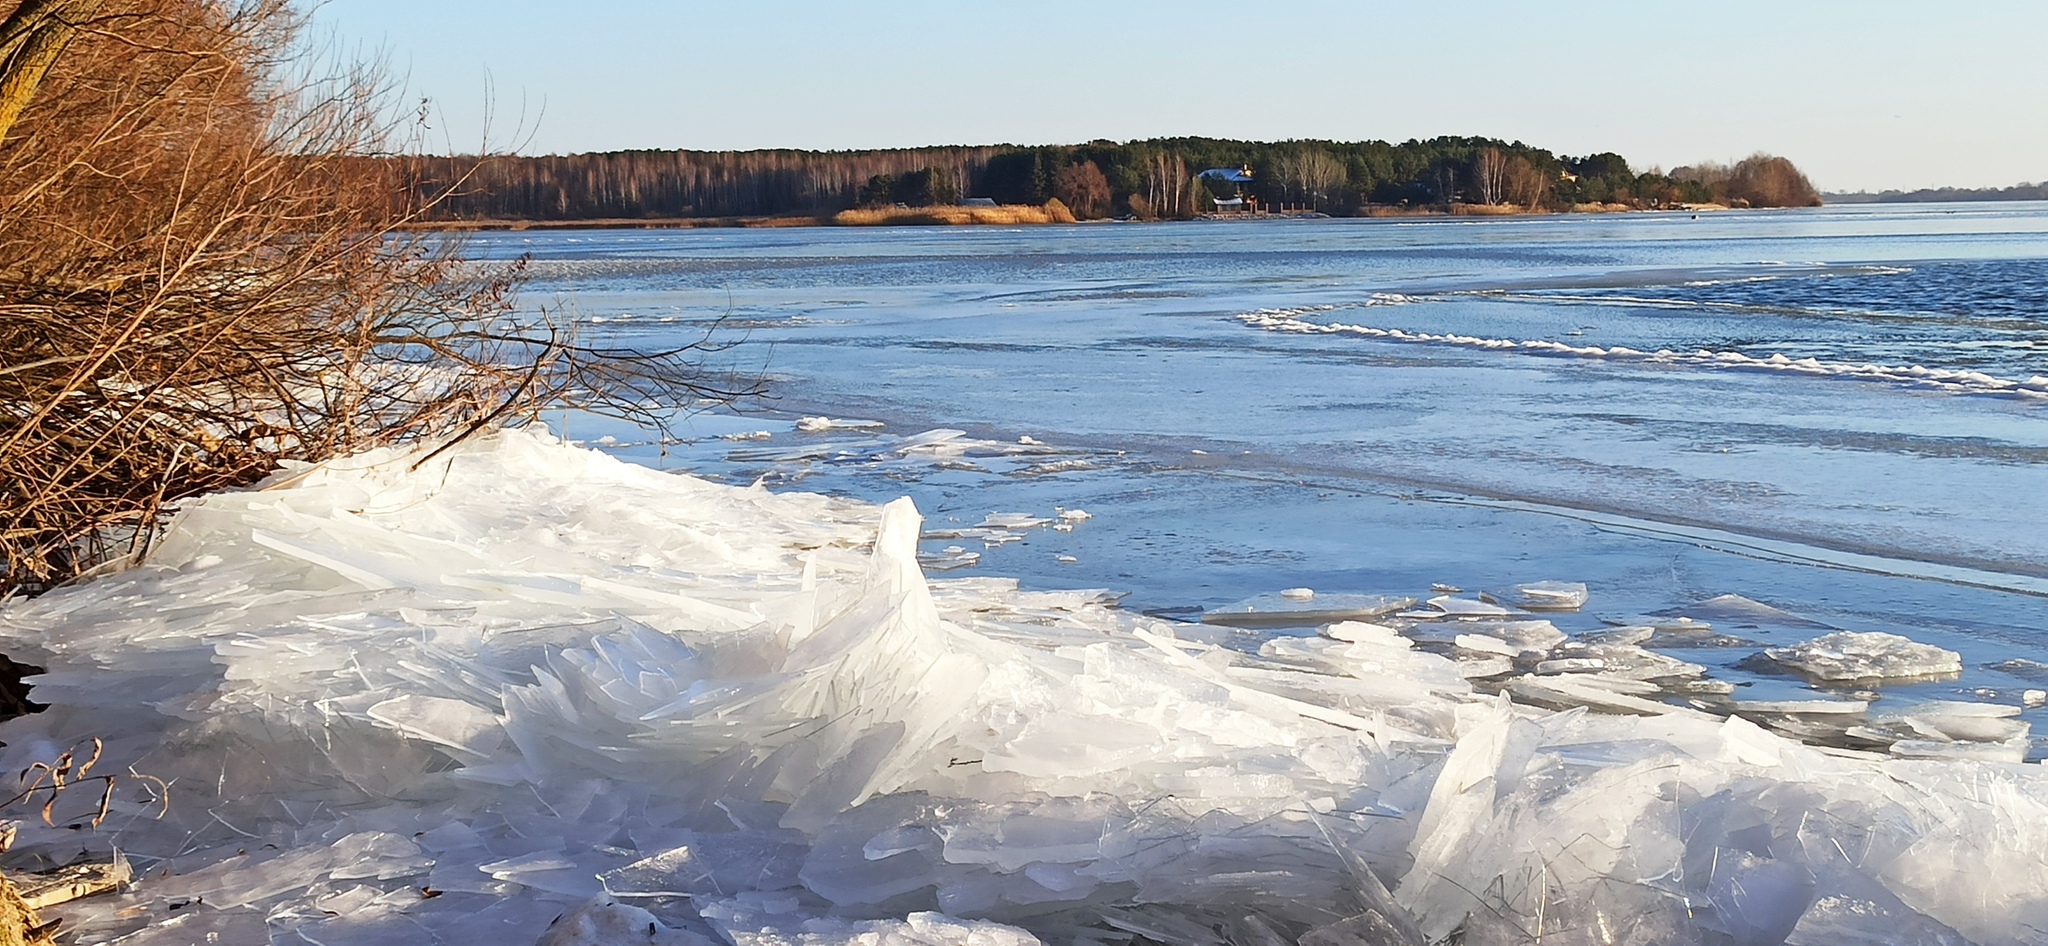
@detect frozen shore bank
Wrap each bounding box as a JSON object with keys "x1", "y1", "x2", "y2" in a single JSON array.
[{"x1": 0, "y1": 430, "x2": 2043, "y2": 945}]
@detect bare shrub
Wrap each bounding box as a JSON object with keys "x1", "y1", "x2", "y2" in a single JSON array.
[
  {"x1": 1723, "y1": 153, "x2": 1821, "y2": 207},
  {"x1": 1505, "y1": 155, "x2": 1552, "y2": 209},
  {"x1": 0, "y1": 0, "x2": 751, "y2": 593},
  {"x1": 1052, "y1": 161, "x2": 1110, "y2": 219},
  {"x1": 1672, "y1": 153, "x2": 1821, "y2": 208}
]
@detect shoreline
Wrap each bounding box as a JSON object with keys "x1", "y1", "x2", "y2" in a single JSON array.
[{"x1": 397, "y1": 201, "x2": 1737, "y2": 232}]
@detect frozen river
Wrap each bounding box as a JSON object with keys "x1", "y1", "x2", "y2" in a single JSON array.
[{"x1": 496, "y1": 203, "x2": 2048, "y2": 723}]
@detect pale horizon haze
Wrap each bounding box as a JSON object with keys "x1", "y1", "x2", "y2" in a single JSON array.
[{"x1": 313, "y1": 0, "x2": 2048, "y2": 193}]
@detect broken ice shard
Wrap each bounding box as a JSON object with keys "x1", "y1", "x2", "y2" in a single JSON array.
[
  {"x1": 1763, "y1": 631, "x2": 1963, "y2": 681},
  {"x1": 1200, "y1": 592, "x2": 1415, "y2": 628},
  {"x1": 1504, "y1": 580, "x2": 1588, "y2": 611}
]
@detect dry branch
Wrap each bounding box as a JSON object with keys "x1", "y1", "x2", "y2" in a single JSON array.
[{"x1": 0, "y1": 0, "x2": 754, "y2": 593}]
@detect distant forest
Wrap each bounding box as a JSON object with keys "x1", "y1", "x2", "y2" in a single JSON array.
[
  {"x1": 1825, "y1": 182, "x2": 2048, "y2": 203},
  {"x1": 399, "y1": 137, "x2": 1821, "y2": 222}
]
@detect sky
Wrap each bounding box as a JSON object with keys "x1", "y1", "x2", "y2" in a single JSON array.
[{"x1": 311, "y1": 0, "x2": 2048, "y2": 193}]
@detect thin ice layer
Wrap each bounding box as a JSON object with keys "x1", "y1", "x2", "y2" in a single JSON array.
[{"x1": 0, "y1": 430, "x2": 2042, "y2": 946}]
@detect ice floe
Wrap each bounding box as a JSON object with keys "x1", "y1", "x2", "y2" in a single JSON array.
[
  {"x1": 1503, "y1": 580, "x2": 1589, "y2": 611},
  {"x1": 1200, "y1": 593, "x2": 1415, "y2": 629},
  {"x1": 0, "y1": 430, "x2": 2043, "y2": 945},
  {"x1": 796, "y1": 417, "x2": 887, "y2": 433},
  {"x1": 1764, "y1": 630, "x2": 1965, "y2": 681}
]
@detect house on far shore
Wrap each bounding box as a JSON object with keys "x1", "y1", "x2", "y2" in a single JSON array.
[
  {"x1": 961, "y1": 197, "x2": 997, "y2": 207},
  {"x1": 1198, "y1": 166, "x2": 1257, "y2": 213}
]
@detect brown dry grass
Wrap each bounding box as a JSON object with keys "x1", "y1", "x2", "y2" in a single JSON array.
[
  {"x1": 0, "y1": 875, "x2": 49, "y2": 946},
  {"x1": 832, "y1": 201, "x2": 1076, "y2": 226},
  {"x1": 1448, "y1": 203, "x2": 1530, "y2": 216},
  {"x1": 1360, "y1": 203, "x2": 1550, "y2": 217},
  {"x1": 401, "y1": 214, "x2": 827, "y2": 231}
]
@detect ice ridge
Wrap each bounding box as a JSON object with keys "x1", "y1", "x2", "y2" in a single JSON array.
[{"x1": 1238, "y1": 305, "x2": 2048, "y2": 400}]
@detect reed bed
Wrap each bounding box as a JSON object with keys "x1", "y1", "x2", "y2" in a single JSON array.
[{"x1": 832, "y1": 200, "x2": 1076, "y2": 226}]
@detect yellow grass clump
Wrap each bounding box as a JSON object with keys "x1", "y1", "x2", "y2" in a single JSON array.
[
  {"x1": 832, "y1": 200, "x2": 1076, "y2": 227},
  {"x1": 1447, "y1": 203, "x2": 1529, "y2": 216},
  {"x1": 0, "y1": 875, "x2": 49, "y2": 946}
]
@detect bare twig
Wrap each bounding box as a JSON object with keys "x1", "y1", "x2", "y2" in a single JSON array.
[{"x1": 0, "y1": 0, "x2": 755, "y2": 593}]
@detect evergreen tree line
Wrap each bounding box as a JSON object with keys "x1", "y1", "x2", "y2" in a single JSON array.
[{"x1": 403, "y1": 137, "x2": 1819, "y2": 221}]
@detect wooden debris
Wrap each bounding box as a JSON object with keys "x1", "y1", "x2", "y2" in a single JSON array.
[{"x1": 4, "y1": 854, "x2": 130, "y2": 911}]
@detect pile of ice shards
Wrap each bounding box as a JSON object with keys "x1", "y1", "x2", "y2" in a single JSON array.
[{"x1": 1, "y1": 429, "x2": 2044, "y2": 946}]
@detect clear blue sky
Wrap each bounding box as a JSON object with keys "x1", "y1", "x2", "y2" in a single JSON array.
[{"x1": 311, "y1": 0, "x2": 2047, "y2": 192}]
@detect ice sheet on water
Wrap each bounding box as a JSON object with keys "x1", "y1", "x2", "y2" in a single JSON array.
[
  {"x1": 1886, "y1": 737, "x2": 2031, "y2": 764},
  {"x1": 924, "y1": 512, "x2": 1056, "y2": 548},
  {"x1": 724, "y1": 425, "x2": 1089, "y2": 485},
  {"x1": 1418, "y1": 595, "x2": 1514, "y2": 618},
  {"x1": 918, "y1": 546, "x2": 981, "y2": 571},
  {"x1": 974, "y1": 513, "x2": 1050, "y2": 530},
  {"x1": 887, "y1": 429, "x2": 1059, "y2": 462},
  {"x1": 1839, "y1": 701, "x2": 2035, "y2": 762},
  {"x1": 1764, "y1": 631, "x2": 1964, "y2": 681},
  {"x1": 796, "y1": 417, "x2": 886, "y2": 433},
  {"x1": 1587, "y1": 620, "x2": 1761, "y2": 650},
  {"x1": 1200, "y1": 593, "x2": 1415, "y2": 628},
  {"x1": 1508, "y1": 674, "x2": 1691, "y2": 717},
  {"x1": 3, "y1": 429, "x2": 2046, "y2": 945},
  {"x1": 1551, "y1": 639, "x2": 1708, "y2": 684},
  {"x1": 1671, "y1": 593, "x2": 1835, "y2": 628},
  {"x1": 1406, "y1": 619, "x2": 1566, "y2": 657},
  {"x1": 1503, "y1": 580, "x2": 1588, "y2": 611},
  {"x1": 1733, "y1": 697, "x2": 1871, "y2": 715},
  {"x1": 1984, "y1": 657, "x2": 2048, "y2": 683},
  {"x1": 1452, "y1": 633, "x2": 1518, "y2": 658}
]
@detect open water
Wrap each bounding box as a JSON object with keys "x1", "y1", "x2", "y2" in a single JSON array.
[{"x1": 476, "y1": 202, "x2": 2048, "y2": 735}]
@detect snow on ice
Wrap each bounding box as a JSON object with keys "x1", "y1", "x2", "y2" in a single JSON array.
[{"x1": 0, "y1": 429, "x2": 2044, "y2": 945}]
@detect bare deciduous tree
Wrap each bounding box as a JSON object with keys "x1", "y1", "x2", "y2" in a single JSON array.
[
  {"x1": 0, "y1": 0, "x2": 751, "y2": 593},
  {"x1": 1671, "y1": 153, "x2": 1820, "y2": 208},
  {"x1": 1473, "y1": 148, "x2": 1509, "y2": 205},
  {"x1": 1505, "y1": 155, "x2": 1552, "y2": 209},
  {"x1": 1053, "y1": 160, "x2": 1110, "y2": 219},
  {"x1": 1271, "y1": 149, "x2": 1343, "y2": 208},
  {"x1": 1138, "y1": 150, "x2": 1188, "y2": 220}
]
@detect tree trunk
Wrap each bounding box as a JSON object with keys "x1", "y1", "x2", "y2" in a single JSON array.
[{"x1": 0, "y1": 0, "x2": 107, "y2": 143}]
